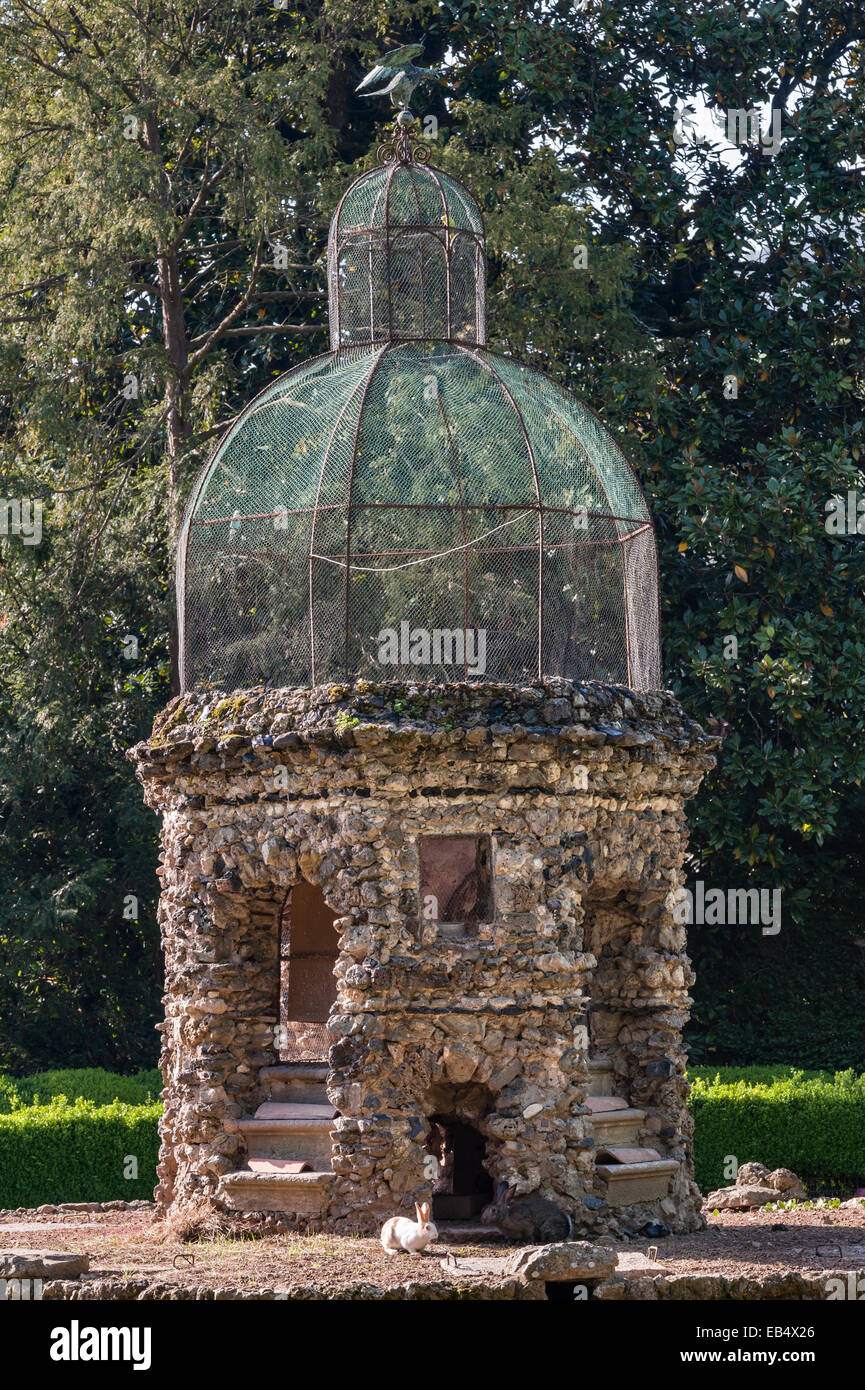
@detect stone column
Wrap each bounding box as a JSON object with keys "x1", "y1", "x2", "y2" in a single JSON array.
[{"x1": 151, "y1": 812, "x2": 284, "y2": 1212}]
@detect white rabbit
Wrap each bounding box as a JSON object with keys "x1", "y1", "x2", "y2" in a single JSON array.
[{"x1": 380, "y1": 1200, "x2": 438, "y2": 1254}]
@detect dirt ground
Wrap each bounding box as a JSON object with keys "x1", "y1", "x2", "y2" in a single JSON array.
[{"x1": 3, "y1": 1201, "x2": 865, "y2": 1294}]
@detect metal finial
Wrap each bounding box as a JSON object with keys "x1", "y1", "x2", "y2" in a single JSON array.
[
  {"x1": 357, "y1": 43, "x2": 440, "y2": 165},
  {"x1": 375, "y1": 109, "x2": 431, "y2": 167}
]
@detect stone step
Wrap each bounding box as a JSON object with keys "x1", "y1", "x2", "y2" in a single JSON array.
[
  {"x1": 584, "y1": 1095, "x2": 629, "y2": 1113},
  {"x1": 247, "y1": 1158, "x2": 312, "y2": 1174},
  {"x1": 239, "y1": 1102, "x2": 336, "y2": 1167},
  {"x1": 587, "y1": 1056, "x2": 614, "y2": 1097},
  {"x1": 589, "y1": 1106, "x2": 646, "y2": 1147},
  {"x1": 594, "y1": 1156, "x2": 679, "y2": 1206},
  {"x1": 598, "y1": 1146, "x2": 661, "y2": 1165},
  {"x1": 255, "y1": 1101, "x2": 335, "y2": 1120},
  {"x1": 260, "y1": 1063, "x2": 330, "y2": 1105},
  {"x1": 220, "y1": 1170, "x2": 333, "y2": 1216}
]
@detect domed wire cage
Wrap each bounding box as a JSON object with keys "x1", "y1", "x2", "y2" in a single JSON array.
[
  {"x1": 178, "y1": 131, "x2": 661, "y2": 692},
  {"x1": 327, "y1": 158, "x2": 486, "y2": 348}
]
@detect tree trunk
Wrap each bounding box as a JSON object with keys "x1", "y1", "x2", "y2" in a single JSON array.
[{"x1": 145, "y1": 110, "x2": 191, "y2": 694}]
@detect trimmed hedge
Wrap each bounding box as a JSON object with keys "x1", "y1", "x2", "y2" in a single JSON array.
[
  {"x1": 0, "y1": 1098, "x2": 160, "y2": 1207},
  {"x1": 1, "y1": 1067, "x2": 863, "y2": 1207},
  {"x1": 689, "y1": 1070, "x2": 865, "y2": 1194},
  {"x1": 0, "y1": 1067, "x2": 161, "y2": 1113},
  {"x1": 687, "y1": 1065, "x2": 831, "y2": 1087}
]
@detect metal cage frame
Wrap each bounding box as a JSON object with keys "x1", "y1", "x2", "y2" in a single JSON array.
[
  {"x1": 327, "y1": 160, "x2": 487, "y2": 349},
  {"x1": 178, "y1": 135, "x2": 662, "y2": 694}
]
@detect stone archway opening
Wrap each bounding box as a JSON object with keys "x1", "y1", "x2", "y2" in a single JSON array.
[
  {"x1": 424, "y1": 1080, "x2": 495, "y2": 1221},
  {"x1": 278, "y1": 879, "x2": 339, "y2": 1063}
]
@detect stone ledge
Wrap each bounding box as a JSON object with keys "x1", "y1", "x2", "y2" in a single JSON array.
[
  {"x1": 0, "y1": 1249, "x2": 89, "y2": 1279},
  {"x1": 41, "y1": 1277, "x2": 532, "y2": 1301},
  {"x1": 594, "y1": 1268, "x2": 856, "y2": 1300},
  {"x1": 39, "y1": 1265, "x2": 855, "y2": 1301},
  {"x1": 219, "y1": 1170, "x2": 334, "y2": 1216},
  {"x1": 129, "y1": 679, "x2": 720, "y2": 772},
  {"x1": 595, "y1": 1158, "x2": 679, "y2": 1205}
]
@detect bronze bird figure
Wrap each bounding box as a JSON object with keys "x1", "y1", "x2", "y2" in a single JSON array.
[{"x1": 356, "y1": 43, "x2": 437, "y2": 110}]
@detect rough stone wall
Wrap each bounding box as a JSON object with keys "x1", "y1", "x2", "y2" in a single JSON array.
[
  {"x1": 129, "y1": 679, "x2": 717, "y2": 1235},
  {"x1": 583, "y1": 887, "x2": 699, "y2": 1221}
]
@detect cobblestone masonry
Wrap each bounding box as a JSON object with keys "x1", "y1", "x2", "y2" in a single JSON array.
[{"x1": 129, "y1": 679, "x2": 718, "y2": 1236}]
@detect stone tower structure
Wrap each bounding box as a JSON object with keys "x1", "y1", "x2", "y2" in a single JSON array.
[{"x1": 131, "y1": 109, "x2": 717, "y2": 1237}]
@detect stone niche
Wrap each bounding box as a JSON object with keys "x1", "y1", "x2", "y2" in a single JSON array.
[{"x1": 129, "y1": 678, "x2": 717, "y2": 1237}]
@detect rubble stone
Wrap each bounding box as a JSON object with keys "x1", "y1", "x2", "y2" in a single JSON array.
[
  {"x1": 129, "y1": 679, "x2": 717, "y2": 1235},
  {"x1": 510, "y1": 1240, "x2": 617, "y2": 1282},
  {"x1": 0, "y1": 1250, "x2": 89, "y2": 1279},
  {"x1": 705, "y1": 1185, "x2": 780, "y2": 1211}
]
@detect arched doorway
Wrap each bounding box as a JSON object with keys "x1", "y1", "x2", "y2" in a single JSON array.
[
  {"x1": 423, "y1": 1080, "x2": 495, "y2": 1221},
  {"x1": 426, "y1": 1116, "x2": 494, "y2": 1220},
  {"x1": 278, "y1": 880, "x2": 339, "y2": 1063}
]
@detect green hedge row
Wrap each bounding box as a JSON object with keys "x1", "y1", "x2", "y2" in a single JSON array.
[
  {"x1": 689, "y1": 1070, "x2": 865, "y2": 1194},
  {"x1": 1, "y1": 1068, "x2": 863, "y2": 1208},
  {"x1": 0, "y1": 1098, "x2": 160, "y2": 1207},
  {"x1": 0, "y1": 1067, "x2": 161, "y2": 1113},
  {"x1": 687, "y1": 1065, "x2": 832, "y2": 1087}
]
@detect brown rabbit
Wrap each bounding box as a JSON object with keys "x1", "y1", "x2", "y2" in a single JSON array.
[{"x1": 481, "y1": 1181, "x2": 572, "y2": 1242}]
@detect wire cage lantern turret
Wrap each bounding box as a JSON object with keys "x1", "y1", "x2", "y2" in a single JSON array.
[
  {"x1": 178, "y1": 124, "x2": 661, "y2": 692},
  {"x1": 327, "y1": 157, "x2": 486, "y2": 348}
]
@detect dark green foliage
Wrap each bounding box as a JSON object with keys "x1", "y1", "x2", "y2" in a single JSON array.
[
  {"x1": 0, "y1": 1098, "x2": 160, "y2": 1207},
  {"x1": 0, "y1": 1, "x2": 862, "y2": 1070},
  {"x1": 0, "y1": 565, "x2": 170, "y2": 1071},
  {"x1": 689, "y1": 1071, "x2": 865, "y2": 1194},
  {"x1": 686, "y1": 908, "x2": 865, "y2": 1069}
]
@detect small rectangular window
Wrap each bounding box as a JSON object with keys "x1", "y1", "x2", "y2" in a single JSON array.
[{"x1": 418, "y1": 835, "x2": 494, "y2": 939}]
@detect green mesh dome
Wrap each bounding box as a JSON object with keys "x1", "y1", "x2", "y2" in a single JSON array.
[
  {"x1": 333, "y1": 162, "x2": 484, "y2": 236},
  {"x1": 179, "y1": 140, "x2": 660, "y2": 691},
  {"x1": 327, "y1": 161, "x2": 486, "y2": 348}
]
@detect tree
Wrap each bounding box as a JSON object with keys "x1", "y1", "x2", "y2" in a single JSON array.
[
  {"x1": 0, "y1": 0, "x2": 863, "y2": 1069},
  {"x1": 0, "y1": 0, "x2": 643, "y2": 1068},
  {"x1": 0, "y1": 0, "x2": 342, "y2": 1067}
]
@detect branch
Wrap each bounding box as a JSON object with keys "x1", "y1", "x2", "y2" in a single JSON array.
[
  {"x1": 255, "y1": 289, "x2": 326, "y2": 301},
  {"x1": 187, "y1": 235, "x2": 267, "y2": 367},
  {"x1": 216, "y1": 322, "x2": 325, "y2": 338}
]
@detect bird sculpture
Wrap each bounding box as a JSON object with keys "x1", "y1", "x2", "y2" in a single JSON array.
[{"x1": 355, "y1": 43, "x2": 437, "y2": 110}]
